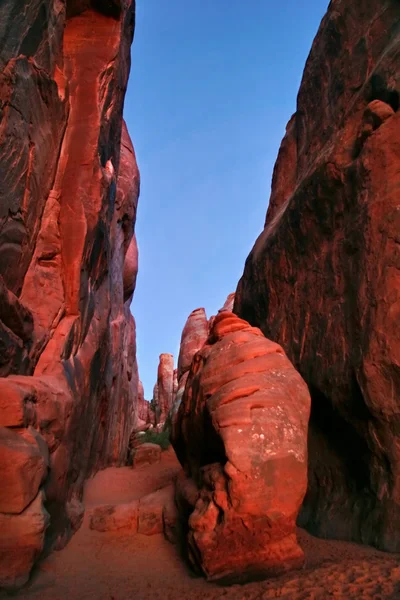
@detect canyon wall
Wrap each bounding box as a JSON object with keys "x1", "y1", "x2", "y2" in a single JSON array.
[
  {"x1": 0, "y1": 0, "x2": 139, "y2": 588},
  {"x1": 235, "y1": 0, "x2": 400, "y2": 551}
]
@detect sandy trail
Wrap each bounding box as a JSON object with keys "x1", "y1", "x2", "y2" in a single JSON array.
[{"x1": 5, "y1": 448, "x2": 400, "y2": 600}]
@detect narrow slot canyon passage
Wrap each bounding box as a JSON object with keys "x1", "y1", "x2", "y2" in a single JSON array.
[
  {"x1": 1, "y1": 0, "x2": 400, "y2": 598},
  {"x1": 9, "y1": 448, "x2": 400, "y2": 600}
]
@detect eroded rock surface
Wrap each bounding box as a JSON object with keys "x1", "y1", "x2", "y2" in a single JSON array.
[
  {"x1": 89, "y1": 483, "x2": 177, "y2": 542},
  {"x1": 0, "y1": 0, "x2": 139, "y2": 588},
  {"x1": 155, "y1": 353, "x2": 174, "y2": 425},
  {"x1": 177, "y1": 308, "x2": 209, "y2": 380},
  {"x1": 221, "y1": 292, "x2": 235, "y2": 313},
  {"x1": 0, "y1": 427, "x2": 48, "y2": 514},
  {"x1": 172, "y1": 312, "x2": 310, "y2": 582},
  {"x1": 235, "y1": 0, "x2": 400, "y2": 551},
  {"x1": 133, "y1": 443, "x2": 161, "y2": 468},
  {"x1": 170, "y1": 308, "x2": 210, "y2": 427},
  {"x1": 0, "y1": 491, "x2": 49, "y2": 590},
  {"x1": 136, "y1": 380, "x2": 154, "y2": 429}
]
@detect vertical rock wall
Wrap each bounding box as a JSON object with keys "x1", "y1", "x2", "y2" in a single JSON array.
[
  {"x1": 0, "y1": 0, "x2": 139, "y2": 589},
  {"x1": 235, "y1": 0, "x2": 400, "y2": 552}
]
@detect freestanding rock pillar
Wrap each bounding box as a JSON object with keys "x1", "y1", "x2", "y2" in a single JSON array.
[{"x1": 173, "y1": 312, "x2": 311, "y2": 582}]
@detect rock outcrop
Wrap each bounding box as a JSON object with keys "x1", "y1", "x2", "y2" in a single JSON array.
[
  {"x1": 0, "y1": 0, "x2": 139, "y2": 588},
  {"x1": 172, "y1": 312, "x2": 310, "y2": 583},
  {"x1": 136, "y1": 380, "x2": 154, "y2": 428},
  {"x1": 235, "y1": 0, "x2": 400, "y2": 552},
  {"x1": 155, "y1": 353, "x2": 175, "y2": 425},
  {"x1": 89, "y1": 482, "x2": 177, "y2": 541},
  {"x1": 0, "y1": 491, "x2": 50, "y2": 590},
  {"x1": 171, "y1": 297, "x2": 236, "y2": 428},
  {"x1": 221, "y1": 293, "x2": 235, "y2": 313},
  {"x1": 172, "y1": 308, "x2": 209, "y2": 424},
  {"x1": 177, "y1": 308, "x2": 209, "y2": 380}
]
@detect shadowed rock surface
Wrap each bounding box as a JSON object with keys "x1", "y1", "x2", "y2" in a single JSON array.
[
  {"x1": 0, "y1": 0, "x2": 139, "y2": 589},
  {"x1": 136, "y1": 380, "x2": 154, "y2": 429},
  {"x1": 235, "y1": 0, "x2": 400, "y2": 551},
  {"x1": 173, "y1": 312, "x2": 311, "y2": 582}
]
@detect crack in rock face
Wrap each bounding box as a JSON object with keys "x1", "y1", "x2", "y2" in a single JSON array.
[{"x1": 172, "y1": 311, "x2": 311, "y2": 583}]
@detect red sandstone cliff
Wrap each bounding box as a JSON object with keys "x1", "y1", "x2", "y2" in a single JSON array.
[
  {"x1": 0, "y1": 0, "x2": 139, "y2": 588},
  {"x1": 235, "y1": 0, "x2": 400, "y2": 552}
]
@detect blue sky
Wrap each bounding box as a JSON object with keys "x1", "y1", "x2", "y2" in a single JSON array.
[{"x1": 124, "y1": 0, "x2": 328, "y2": 399}]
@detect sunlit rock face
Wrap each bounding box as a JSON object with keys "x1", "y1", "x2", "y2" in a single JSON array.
[
  {"x1": 177, "y1": 308, "x2": 209, "y2": 380},
  {"x1": 220, "y1": 292, "x2": 235, "y2": 313},
  {"x1": 156, "y1": 353, "x2": 175, "y2": 425},
  {"x1": 168, "y1": 308, "x2": 209, "y2": 427},
  {"x1": 172, "y1": 296, "x2": 236, "y2": 430},
  {"x1": 235, "y1": 0, "x2": 400, "y2": 552},
  {"x1": 0, "y1": 0, "x2": 139, "y2": 588},
  {"x1": 172, "y1": 312, "x2": 310, "y2": 583}
]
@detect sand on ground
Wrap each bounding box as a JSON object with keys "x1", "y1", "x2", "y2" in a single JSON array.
[{"x1": 5, "y1": 448, "x2": 400, "y2": 600}]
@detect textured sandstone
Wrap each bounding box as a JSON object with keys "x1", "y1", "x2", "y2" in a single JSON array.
[
  {"x1": 136, "y1": 380, "x2": 154, "y2": 428},
  {"x1": 156, "y1": 353, "x2": 175, "y2": 425},
  {"x1": 90, "y1": 501, "x2": 139, "y2": 532},
  {"x1": 177, "y1": 308, "x2": 209, "y2": 379},
  {"x1": 0, "y1": 426, "x2": 48, "y2": 514},
  {"x1": 0, "y1": 0, "x2": 139, "y2": 587},
  {"x1": 235, "y1": 0, "x2": 400, "y2": 551},
  {"x1": 133, "y1": 443, "x2": 161, "y2": 467},
  {"x1": 138, "y1": 484, "x2": 176, "y2": 537},
  {"x1": 89, "y1": 484, "x2": 178, "y2": 542},
  {"x1": 153, "y1": 382, "x2": 159, "y2": 418},
  {"x1": 171, "y1": 308, "x2": 209, "y2": 429},
  {"x1": 0, "y1": 491, "x2": 49, "y2": 590},
  {"x1": 0, "y1": 378, "x2": 36, "y2": 427},
  {"x1": 171, "y1": 371, "x2": 189, "y2": 427},
  {"x1": 0, "y1": 276, "x2": 34, "y2": 376},
  {"x1": 221, "y1": 292, "x2": 235, "y2": 313},
  {"x1": 173, "y1": 312, "x2": 310, "y2": 582}
]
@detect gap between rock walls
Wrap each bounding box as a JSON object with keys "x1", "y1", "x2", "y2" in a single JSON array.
[{"x1": 0, "y1": 0, "x2": 400, "y2": 597}]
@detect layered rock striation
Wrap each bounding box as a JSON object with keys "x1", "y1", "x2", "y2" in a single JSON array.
[
  {"x1": 172, "y1": 312, "x2": 311, "y2": 582},
  {"x1": 235, "y1": 0, "x2": 400, "y2": 551},
  {"x1": 0, "y1": 0, "x2": 139, "y2": 588}
]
